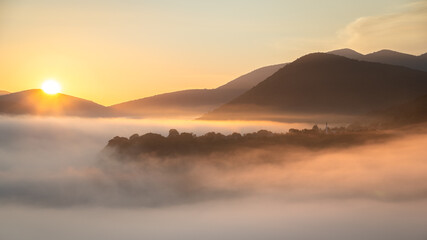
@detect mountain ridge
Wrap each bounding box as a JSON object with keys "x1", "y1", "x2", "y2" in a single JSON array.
[
  {"x1": 109, "y1": 63, "x2": 286, "y2": 117},
  {"x1": 2, "y1": 49, "x2": 426, "y2": 119},
  {"x1": 200, "y1": 53, "x2": 427, "y2": 122},
  {"x1": 0, "y1": 89, "x2": 110, "y2": 117},
  {"x1": 0, "y1": 90, "x2": 10, "y2": 96},
  {"x1": 111, "y1": 48, "x2": 427, "y2": 118},
  {"x1": 328, "y1": 48, "x2": 427, "y2": 72}
]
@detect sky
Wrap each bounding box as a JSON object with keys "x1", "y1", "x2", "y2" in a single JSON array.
[{"x1": 1, "y1": 0, "x2": 426, "y2": 105}]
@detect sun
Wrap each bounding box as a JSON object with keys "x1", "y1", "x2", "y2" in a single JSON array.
[{"x1": 41, "y1": 79, "x2": 61, "y2": 94}]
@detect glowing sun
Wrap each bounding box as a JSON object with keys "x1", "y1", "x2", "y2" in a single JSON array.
[{"x1": 41, "y1": 80, "x2": 61, "y2": 94}]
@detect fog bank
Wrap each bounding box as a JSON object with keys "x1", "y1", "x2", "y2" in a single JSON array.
[{"x1": 1, "y1": 116, "x2": 427, "y2": 240}]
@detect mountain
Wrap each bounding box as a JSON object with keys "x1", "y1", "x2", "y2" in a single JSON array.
[
  {"x1": 200, "y1": 53, "x2": 427, "y2": 122},
  {"x1": 109, "y1": 63, "x2": 286, "y2": 118},
  {"x1": 110, "y1": 88, "x2": 238, "y2": 118},
  {"x1": 1, "y1": 63, "x2": 286, "y2": 119},
  {"x1": 0, "y1": 90, "x2": 10, "y2": 96},
  {"x1": 0, "y1": 89, "x2": 110, "y2": 117},
  {"x1": 328, "y1": 49, "x2": 427, "y2": 72},
  {"x1": 328, "y1": 49, "x2": 364, "y2": 59},
  {"x1": 372, "y1": 94, "x2": 427, "y2": 128},
  {"x1": 216, "y1": 63, "x2": 286, "y2": 91},
  {"x1": 112, "y1": 48, "x2": 425, "y2": 119}
]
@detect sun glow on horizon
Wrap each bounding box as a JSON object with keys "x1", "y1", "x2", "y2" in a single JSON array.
[{"x1": 41, "y1": 80, "x2": 61, "y2": 94}]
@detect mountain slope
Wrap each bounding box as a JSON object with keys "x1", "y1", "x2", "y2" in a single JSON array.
[
  {"x1": 329, "y1": 49, "x2": 427, "y2": 72},
  {"x1": 109, "y1": 88, "x2": 239, "y2": 118},
  {"x1": 112, "y1": 48, "x2": 425, "y2": 119},
  {"x1": 200, "y1": 53, "x2": 427, "y2": 121},
  {"x1": 373, "y1": 94, "x2": 427, "y2": 127},
  {"x1": 109, "y1": 63, "x2": 286, "y2": 117},
  {"x1": 0, "y1": 90, "x2": 10, "y2": 96},
  {"x1": 216, "y1": 63, "x2": 286, "y2": 91},
  {"x1": 328, "y1": 48, "x2": 364, "y2": 59},
  {"x1": 0, "y1": 89, "x2": 110, "y2": 117}
]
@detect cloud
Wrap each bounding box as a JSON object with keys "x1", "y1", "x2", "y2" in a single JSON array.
[{"x1": 339, "y1": 1, "x2": 427, "y2": 54}]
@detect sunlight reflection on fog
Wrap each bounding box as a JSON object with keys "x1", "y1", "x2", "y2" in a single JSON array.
[{"x1": 0, "y1": 116, "x2": 426, "y2": 240}]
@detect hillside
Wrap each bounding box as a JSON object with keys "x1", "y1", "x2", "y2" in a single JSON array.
[
  {"x1": 111, "y1": 49, "x2": 425, "y2": 119},
  {"x1": 216, "y1": 63, "x2": 286, "y2": 91},
  {"x1": 109, "y1": 64, "x2": 286, "y2": 118},
  {"x1": 0, "y1": 89, "x2": 110, "y2": 117},
  {"x1": 372, "y1": 94, "x2": 427, "y2": 128},
  {"x1": 0, "y1": 90, "x2": 10, "y2": 96},
  {"x1": 200, "y1": 53, "x2": 427, "y2": 122}
]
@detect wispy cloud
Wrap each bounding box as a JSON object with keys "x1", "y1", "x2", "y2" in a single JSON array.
[{"x1": 339, "y1": 1, "x2": 427, "y2": 54}]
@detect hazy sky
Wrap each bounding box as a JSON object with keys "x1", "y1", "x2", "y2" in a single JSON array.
[{"x1": 1, "y1": 0, "x2": 426, "y2": 105}]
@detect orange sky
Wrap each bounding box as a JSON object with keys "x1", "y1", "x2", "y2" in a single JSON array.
[{"x1": 1, "y1": 0, "x2": 426, "y2": 105}]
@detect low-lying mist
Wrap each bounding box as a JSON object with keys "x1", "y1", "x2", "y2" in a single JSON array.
[
  {"x1": 1, "y1": 115, "x2": 427, "y2": 240},
  {"x1": 1, "y1": 115, "x2": 427, "y2": 206},
  {"x1": 0, "y1": 115, "x2": 311, "y2": 207}
]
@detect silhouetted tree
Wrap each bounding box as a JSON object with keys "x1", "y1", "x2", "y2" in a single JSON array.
[{"x1": 168, "y1": 129, "x2": 179, "y2": 138}]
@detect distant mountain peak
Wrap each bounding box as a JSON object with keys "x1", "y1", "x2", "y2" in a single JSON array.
[
  {"x1": 366, "y1": 49, "x2": 416, "y2": 58},
  {"x1": 291, "y1": 52, "x2": 352, "y2": 65},
  {"x1": 327, "y1": 48, "x2": 364, "y2": 59},
  {"x1": 374, "y1": 49, "x2": 398, "y2": 53},
  {"x1": 419, "y1": 52, "x2": 427, "y2": 59},
  {"x1": 328, "y1": 48, "x2": 427, "y2": 72}
]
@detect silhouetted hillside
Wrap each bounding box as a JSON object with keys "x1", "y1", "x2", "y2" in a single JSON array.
[
  {"x1": 0, "y1": 89, "x2": 110, "y2": 117},
  {"x1": 329, "y1": 49, "x2": 427, "y2": 72},
  {"x1": 109, "y1": 64, "x2": 285, "y2": 118},
  {"x1": 109, "y1": 88, "x2": 240, "y2": 118},
  {"x1": 328, "y1": 49, "x2": 364, "y2": 59},
  {"x1": 217, "y1": 63, "x2": 286, "y2": 90},
  {"x1": 201, "y1": 53, "x2": 427, "y2": 121},
  {"x1": 110, "y1": 49, "x2": 425, "y2": 118},
  {"x1": 372, "y1": 94, "x2": 427, "y2": 128},
  {"x1": 0, "y1": 90, "x2": 10, "y2": 96}
]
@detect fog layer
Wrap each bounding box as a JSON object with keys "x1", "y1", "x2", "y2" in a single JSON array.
[
  {"x1": 1, "y1": 116, "x2": 427, "y2": 240},
  {"x1": 1, "y1": 116, "x2": 427, "y2": 206}
]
